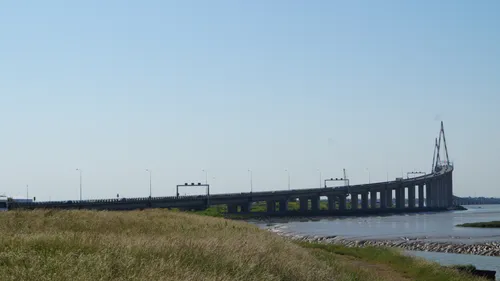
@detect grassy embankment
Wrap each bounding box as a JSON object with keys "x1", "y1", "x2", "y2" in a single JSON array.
[
  {"x1": 456, "y1": 221, "x2": 500, "y2": 228},
  {"x1": 0, "y1": 210, "x2": 487, "y2": 281}
]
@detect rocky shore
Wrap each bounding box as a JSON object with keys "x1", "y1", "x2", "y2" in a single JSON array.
[{"x1": 270, "y1": 229, "x2": 500, "y2": 256}]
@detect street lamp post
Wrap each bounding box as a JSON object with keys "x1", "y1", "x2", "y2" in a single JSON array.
[
  {"x1": 317, "y1": 169, "x2": 322, "y2": 187},
  {"x1": 248, "y1": 169, "x2": 253, "y2": 193},
  {"x1": 365, "y1": 168, "x2": 371, "y2": 184},
  {"x1": 285, "y1": 169, "x2": 290, "y2": 190},
  {"x1": 76, "y1": 168, "x2": 82, "y2": 201},
  {"x1": 145, "y1": 169, "x2": 152, "y2": 197}
]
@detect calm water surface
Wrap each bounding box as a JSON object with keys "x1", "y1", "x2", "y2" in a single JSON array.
[
  {"x1": 260, "y1": 205, "x2": 500, "y2": 243},
  {"x1": 407, "y1": 251, "x2": 499, "y2": 280},
  {"x1": 258, "y1": 205, "x2": 500, "y2": 276}
]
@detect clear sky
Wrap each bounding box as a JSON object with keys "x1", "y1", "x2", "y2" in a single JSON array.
[{"x1": 1, "y1": 1, "x2": 499, "y2": 200}]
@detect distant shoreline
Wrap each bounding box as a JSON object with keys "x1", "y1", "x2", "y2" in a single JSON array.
[{"x1": 457, "y1": 221, "x2": 500, "y2": 228}]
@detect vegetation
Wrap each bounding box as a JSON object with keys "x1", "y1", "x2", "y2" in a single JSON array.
[
  {"x1": 450, "y1": 264, "x2": 478, "y2": 272},
  {"x1": 0, "y1": 210, "x2": 486, "y2": 281},
  {"x1": 456, "y1": 221, "x2": 500, "y2": 228},
  {"x1": 299, "y1": 243, "x2": 486, "y2": 281}
]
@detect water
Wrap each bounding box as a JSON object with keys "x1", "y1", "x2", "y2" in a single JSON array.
[
  {"x1": 407, "y1": 251, "x2": 500, "y2": 280},
  {"x1": 261, "y1": 205, "x2": 500, "y2": 243},
  {"x1": 258, "y1": 205, "x2": 500, "y2": 275}
]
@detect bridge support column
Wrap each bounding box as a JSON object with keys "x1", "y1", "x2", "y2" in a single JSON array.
[
  {"x1": 418, "y1": 184, "x2": 425, "y2": 208},
  {"x1": 380, "y1": 190, "x2": 387, "y2": 208},
  {"x1": 278, "y1": 200, "x2": 288, "y2": 212},
  {"x1": 426, "y1": 184, "x2": 432, "y2": 207},
  {"x1": 299, "y1": 197, "x2": 308, "y2": 212},
  {"x1": 338, "y1": 195, "x2": 346, "y2": 211},
  {"x1": 438, "y1": 179, "x2": 445, "y2": 207},
  {"x1": 227, "y1": 204, "x2": 238, "y2": 213},
  {"x1": 395, "y1": 188, "x2": 402, "y2": 209},
  {"x1": 351, "y1": 193, "x2": 358, "y2": 210},
  {"x1": 402, "y1": 187, "x2": 407, "y2": 208},
  {"x1": 447, "y1": 173, "x2": 453, "y2": 207},
  {"x1": 361, "y1": 192, "x2": 369, "y2": 210},
  {"x1": 442, "y1": 180, "x2": 447, "y2": 207},
  {"x1": 370, "y1": 191, "x2": 377, "y2": 208},
  {"x1": 408, "y1": 186, "x2": 415, "y2": 208},
  {"x1": 266, "y1": 201, "x2": 276, "y2": 212},
  {"x1": 240, "y1": 202, "x2": 251, "y2": 213},
  {"x1": 311, "y1": 196, "x2": 320, "y2": 212},
  {"x1": 386, "y1": 189, "x2": 393, "y2": 208},
  {"x1": 431, "y1": 181, "x2": 439, "y2": 207},
  {"x1": 440, "y1": 179, "x2": 446, "y2": 207},
  {"x1": 327, "y1": 195, "x2": 336, "y2": 211}
]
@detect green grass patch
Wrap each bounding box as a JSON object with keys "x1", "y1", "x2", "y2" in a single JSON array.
[{"x1": 298, "y1": 242, "x2": 486, "y2": 281}]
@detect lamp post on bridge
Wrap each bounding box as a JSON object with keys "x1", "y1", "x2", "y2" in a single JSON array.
[
  {"x1": 365, "y1": 168, "x2": 371, "y2": 184},
  {"x1": 248, "y1": 169, "x2": 253, "y2": 193},
  {"x1": 76, "y1": 168, "x2": 82, "y2": 201},
  {"x1": 145, "y1": 169, "x2": 152, "y2": 198},
  {"x1": 285, "y1": 169, "x2": 290, "y2": 190},
  {"x1": 317, "y1": 169, "x2": 322, "y2": 187}
]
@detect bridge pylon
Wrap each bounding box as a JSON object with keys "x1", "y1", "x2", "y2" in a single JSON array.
[{"x1": 432, "y1": 121, "x2": 452, "y2": 173}]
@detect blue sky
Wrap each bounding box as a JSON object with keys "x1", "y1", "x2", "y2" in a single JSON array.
[{"x1": 1, "y1": 1, "x2": 499, "y2": 200}]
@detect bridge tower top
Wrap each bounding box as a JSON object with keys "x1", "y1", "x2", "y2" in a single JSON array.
[{"x1": 432, "y1": 121, "x2": 451, "y2": 173}]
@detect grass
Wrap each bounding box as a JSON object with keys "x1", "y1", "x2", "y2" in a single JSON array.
[
  {"x1": 0, "y1": 210, "x2": 487, "y2": 281},
  {"x1": 299, "y1": 243, "x2": 487, "y2": 281},
  {"x1": 456, "y1": 221, "x2": 500, "y2": 228}
]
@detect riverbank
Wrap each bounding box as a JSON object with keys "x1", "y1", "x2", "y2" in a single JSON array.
[
  {"x1": 0, "y1": 209, "x2": 487, "y2": 281},
  {"x1": 457, "y1": 221, "x2": 500, "y2": 228},
  {"x1": 269, "y1": 228, "x2": 500, "y2": 257}
]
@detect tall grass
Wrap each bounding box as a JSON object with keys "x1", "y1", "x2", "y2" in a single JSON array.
[
  {"x1": 0, "y1": 210, "x2": 486, "y2": 281},
  {"x1": 0, "y1": 210, "x2": 356, "y2": 281}
]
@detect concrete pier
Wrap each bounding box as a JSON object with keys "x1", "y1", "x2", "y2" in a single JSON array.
[
  {"x1": 300, "y1": 197, "x2": 308, "y2": 212},
  {"x1": 338, "y1": 195, "x2": 346, "y2": 210},
  {"x1": 351, "y1": 193, "x2": 359, "y2": 210},
  {"x1": 278, "y1": 200, "x2": 288, "y2": 212},
  {"x1": 361, "y1": 192, "x2": 369, "y2": 209},
  {"x1": 426, "y1": 184, "x2": 432, "y2": 207},
  {"x1": 395, "y1": 188, "x2": 402, "y2": 209},
  {"x1": 386, "y1": 189, "x2": 393, "y2": 208},
  {"x1": 380, "y1": 190, "x2": 387, "y2": 208},
  {"x1": 328, "y1": 195, "x2": 336, "y2": 211},
  {"x1": 311, "y1": 196, "x2": 320, "y2": 212},
  {"x1": 447, "y1": 173, "x2": 453, "y2": 207},
  {"x1": 432, "y1": 181, "x2": 439, "y2": 207},
  {"x1": 408, "y1": 186, "x2": 415, "y2": 208},
  {"x1": 240, "y1": 202, "x2": 251, "y2": 212},
  {"x1": 370, "y1": 191, "x2": 377, "y2": 208},
  {"x1": 418, "y1": 184, "x2": 425, "y2": 208},
  {"x1": 267, "y1": 201, "x2": 276, "y2": 212},
  {"x1": 228, "y1": 204, "x2": 238, "y2": 213}
]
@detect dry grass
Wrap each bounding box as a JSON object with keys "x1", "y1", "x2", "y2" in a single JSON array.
[{"x1": 0, "y1": 210, "x2": 487, "y2": 281}]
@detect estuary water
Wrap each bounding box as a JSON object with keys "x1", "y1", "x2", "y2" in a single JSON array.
[
  {"x1": 257, "y1": 205, "x2": 500, "y2": 278},
  {"x1": 260, "y1": 205, "x2": 500, "y2": 243},
  {"x1": 407, "y1": 251, "x2": 500, "y2": 280}
]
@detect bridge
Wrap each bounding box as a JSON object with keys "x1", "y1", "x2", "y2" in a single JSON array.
[{"x1": 11, "y1": 122, "x2": 456, "y2": 215}]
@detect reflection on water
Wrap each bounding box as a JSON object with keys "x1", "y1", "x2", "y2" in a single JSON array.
[
  {"x1": 260, "y1": 205, "x2": 500, "y2": 243},
  {"x1": 407, "y1": 251, "x2": 500, "y2": 280}
]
